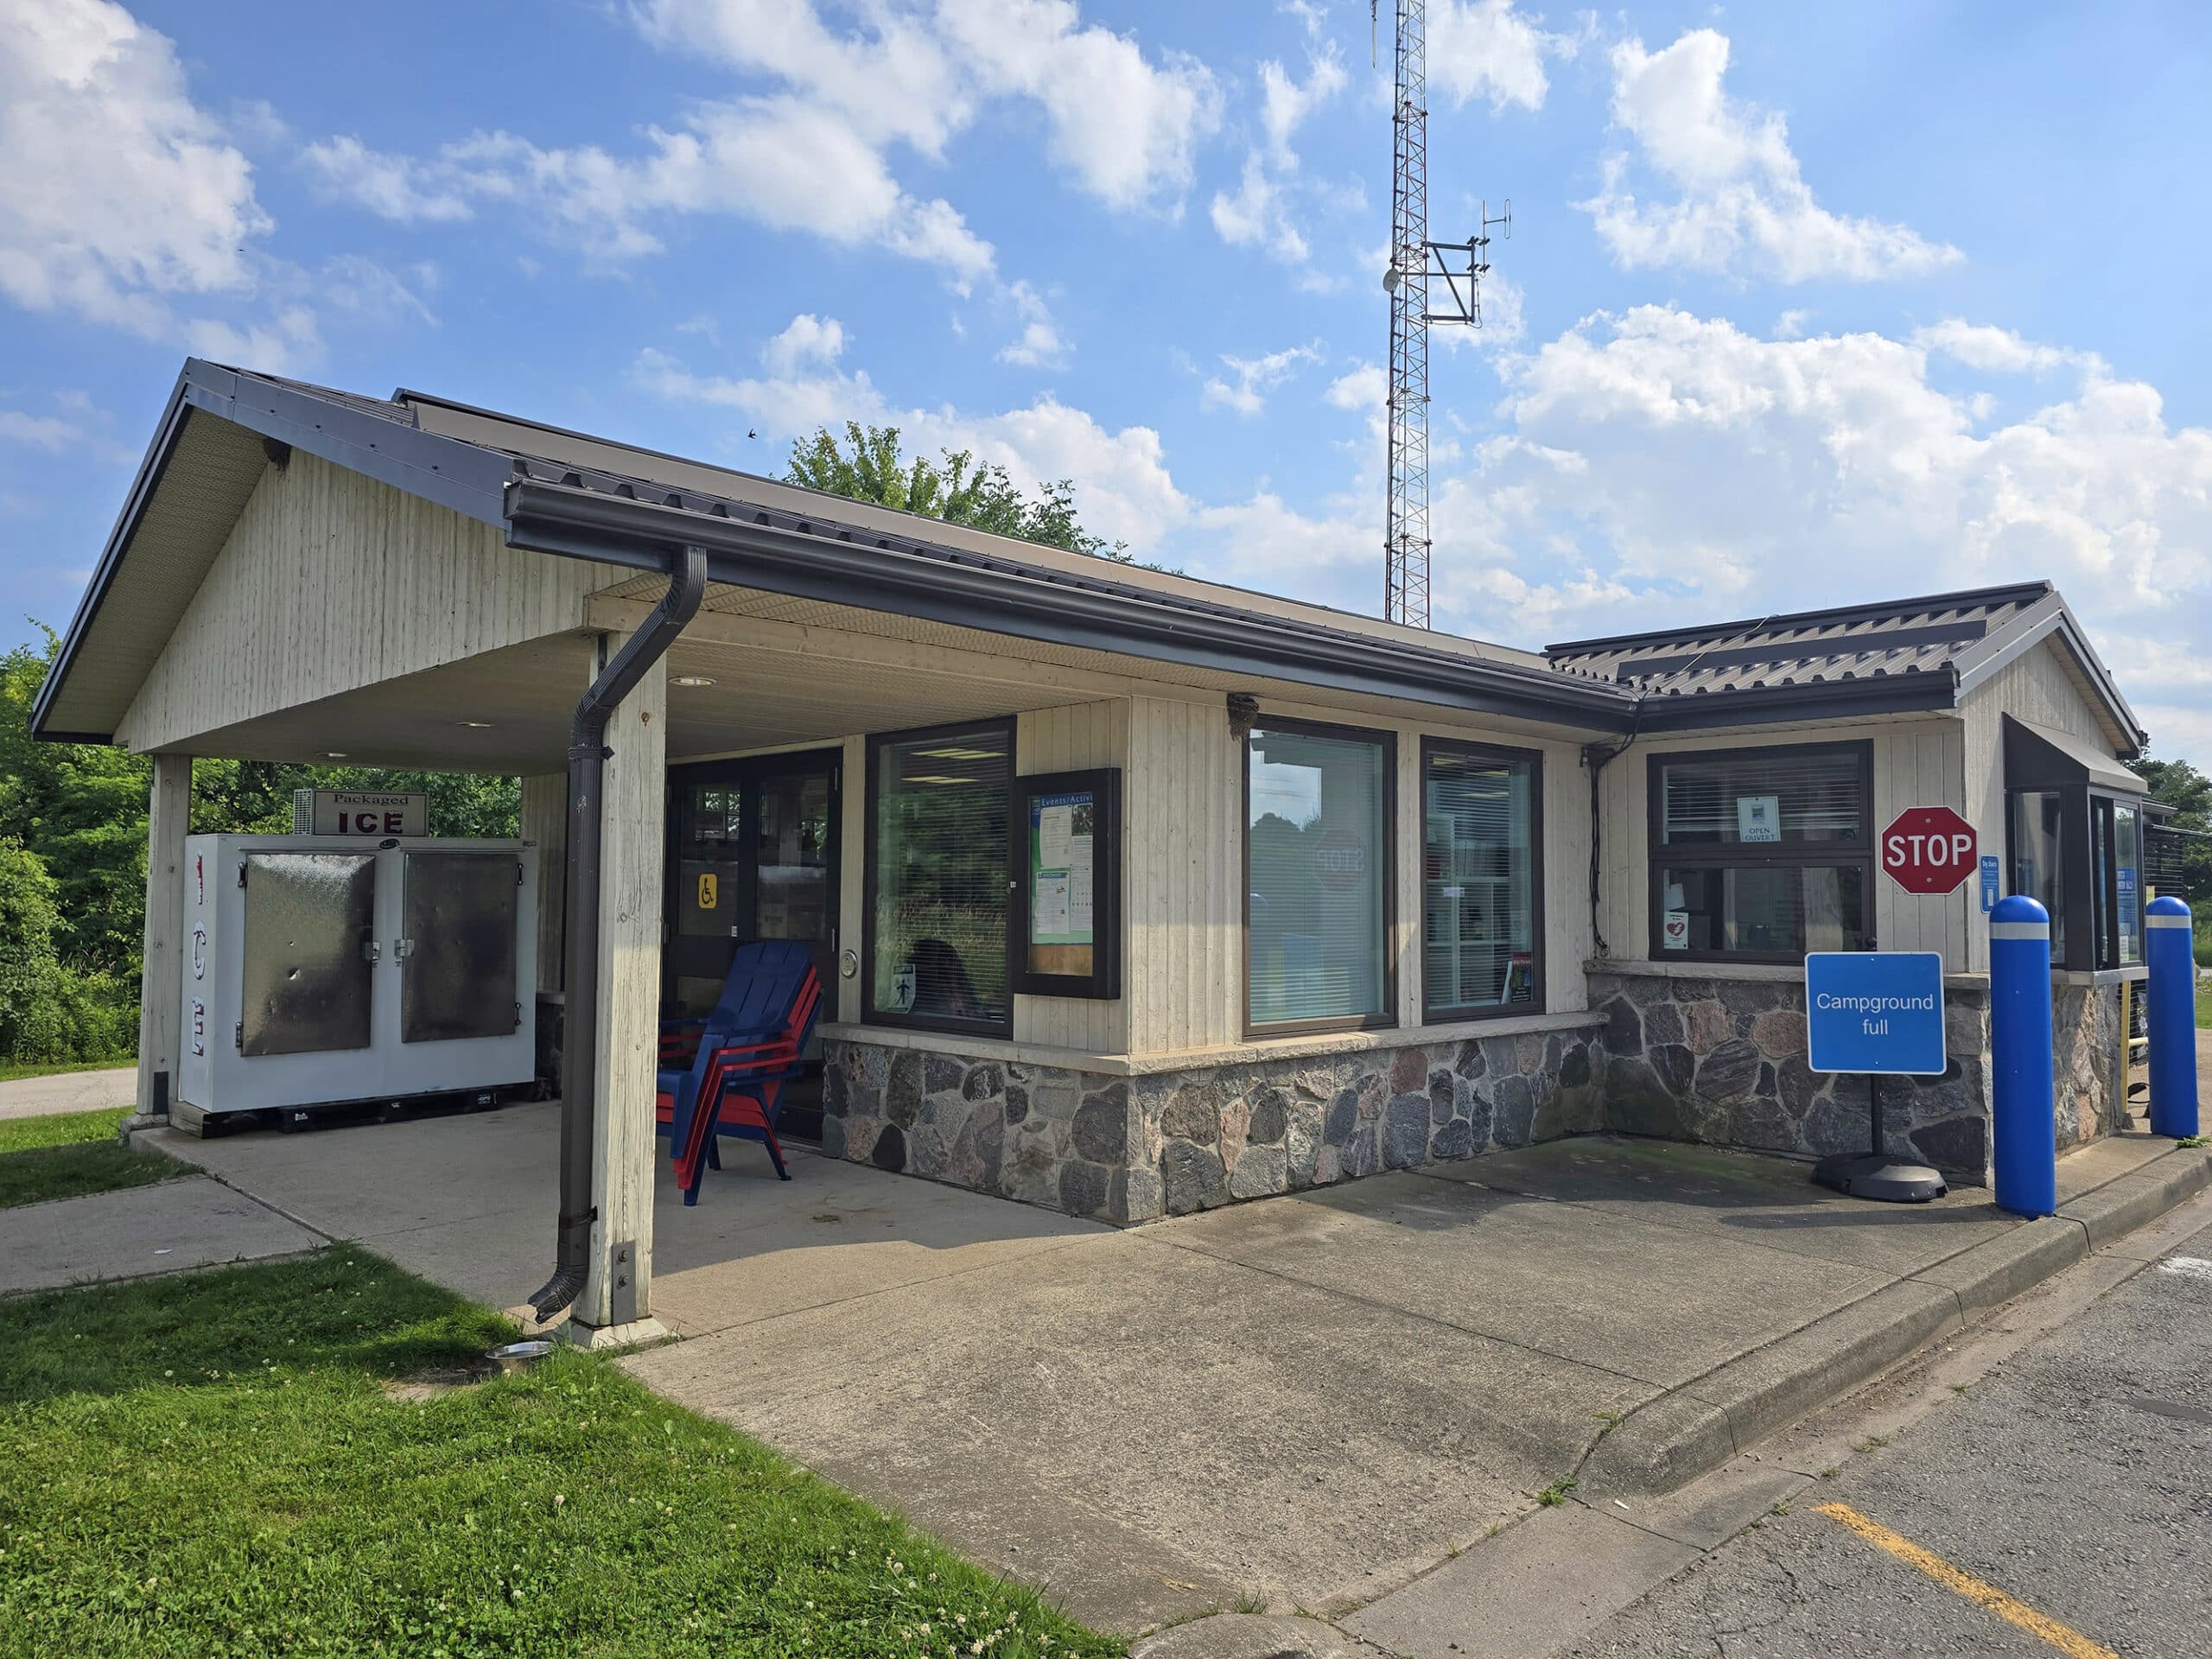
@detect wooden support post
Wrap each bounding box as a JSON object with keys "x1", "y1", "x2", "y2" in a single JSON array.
[
  {"x1": 131, "y1": 753, "x2": 193, "y2": 1129},
  {"x1": 519, "y1": 772, "x2": 568, "y2": 995},
  {"x1": 574, "y1": 654, "x2": 668, "y2": 1345}
]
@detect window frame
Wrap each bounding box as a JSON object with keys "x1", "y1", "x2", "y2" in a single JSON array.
[
  {"x1": 1419, "y1": 736, "x2": 1546, "y2": 1024},
  {"x1": 2001, "y1": 782, "x2": 2152, "y2": 973},
  {"x1": 1644, "y1": 738, "x2": 1877, "y2": 966},
  {"x1": 1242, "y1": 715, "x2": 1399, "y2": 1040},
  {"x1": 861, "y1": 715, "x2": 1018, "y2": 1039}
]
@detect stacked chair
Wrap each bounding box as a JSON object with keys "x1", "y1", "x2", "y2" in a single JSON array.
[{"x1": 655, "y1": 940, "x2": 823, "y2": 1205}]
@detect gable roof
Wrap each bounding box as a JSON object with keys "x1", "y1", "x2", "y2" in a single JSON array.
[
  {"x1": 30, "y1": 360, "x2": 1633, "y2": 743},
  {"x1": 1546, "y1": 582, "x2": 2145, "y2": 753}
]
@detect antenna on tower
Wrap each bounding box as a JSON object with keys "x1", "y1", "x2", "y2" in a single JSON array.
[{"x1": 1376, "y1": 1, "x2": 1509, "y2": 631}]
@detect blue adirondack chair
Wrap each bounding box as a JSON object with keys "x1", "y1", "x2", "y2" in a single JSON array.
[{"x1": 655, "y1": 941, "x2": 821, "y2": 1202}]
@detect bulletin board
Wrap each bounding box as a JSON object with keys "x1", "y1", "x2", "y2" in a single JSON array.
[{"x1": 1010, "y1": 767, "x2": 1122, "y2": 1000}]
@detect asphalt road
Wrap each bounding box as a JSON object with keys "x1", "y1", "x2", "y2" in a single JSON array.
[{"x1": 1568, "y1": 1212, "x2": 2212, "y2": 1658}]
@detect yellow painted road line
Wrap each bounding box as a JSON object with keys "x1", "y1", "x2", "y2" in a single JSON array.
[{"x1": 1814, "y1": 1503, "x2": 2118, "y2": 1659}]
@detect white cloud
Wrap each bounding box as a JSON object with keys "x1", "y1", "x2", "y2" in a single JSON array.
[
  {"x1": 1211, "y1": 43, "x2": 1345, "y2": 266},
  {"x1": 0, "y1": 0, "x2": 270, "y2": 333},
  {"x1": 0, "y1": 409, "x2": 87, "y2": 451},
  {"x1": 1579, "y1": 29, "x2": 1962, "y2": 283},
  {"x1": 1200, "y1": 342, "x2": 1324, "y2": 417},
  {"x1": 633, "y1": 329, "x2": 1188, "y2": 550},
  {"x1": 302, "y1": 135, "x2": 473, "y2": 223},
  {"x1": 760, "y1": 313, "x2": 846, "y2": 377},
  {"x1": 1259, "y1": 46, "x2": 1346, "y2": 163},
  {"x1": 324, "y1": 2, "x2": 1214, "y2": 291},
  {"x1": 1326, "y1": 363, "x2": 1388, "y2": 410},
  {"x1": 1211, "y1": 156, "x2": 1309, "y2": 263},
  {"x1": 996, "y1": 281, "x2": 1068, "y2": 369},
  {"x1": 1422, "y1": 308, "x2": 2210, "y2": 724},
  {"x1": 1912, "y1": 319, "x2": 2087, "y2": 376},
  {"x1": 1427, "y1": 0, "x2": 1577, "y2": 112}
]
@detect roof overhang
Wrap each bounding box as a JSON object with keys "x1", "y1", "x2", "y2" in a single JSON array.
[
  {"x1": 2002, "y1": 715, "x2": 2143, "y2": 794},
  {"x1": 500, "y1": 475, "x2": 1642, "y2": 734},
  {"x1": 1951, "y1": 591, "x2": 2146, "y2": 756}
]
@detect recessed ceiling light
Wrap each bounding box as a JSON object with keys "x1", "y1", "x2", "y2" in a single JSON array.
[
  {"x1": 671, "y1": 675, "x2": 717, "y2": 688},
  {"x1": 324, "y1": 751, "x2": 347, "y2": 760},
  {"x1": 458, "y1": 720, "x2": 494, "y2": 729}
]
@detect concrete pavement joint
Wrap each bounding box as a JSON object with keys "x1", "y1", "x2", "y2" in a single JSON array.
[{"x1": 1128, "y1": 1226, "x2": 1669, "y2": 1395}]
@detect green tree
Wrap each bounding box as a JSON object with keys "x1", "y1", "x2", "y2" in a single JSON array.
[
  {"x1": 2127, "y1": 750, "x2": 2212, "y2": 909},
  {"x1": 0, "y1": 633, "x2": 153, "y2": 976},
  {"x1": 785, "y1": 422, "x2": 1135, "y2": 563}
]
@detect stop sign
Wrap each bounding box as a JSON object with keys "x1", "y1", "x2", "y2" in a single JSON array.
[{"x1": 1880, "y1": 806, "x2": 1978, "y2": 895}]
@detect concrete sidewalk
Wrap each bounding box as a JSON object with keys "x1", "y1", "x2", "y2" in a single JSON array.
[
  {"x1": 138, "y1": 1107, "x2": 2210, "y2": 1636},
  {"x1": 0, "y1": 1065, "x2": 137, "y2": 1122},
  {"x1": 0, "y1": 1174, "x2": 322, "y2": 1295}
]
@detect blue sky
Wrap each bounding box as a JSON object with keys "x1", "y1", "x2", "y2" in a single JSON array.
[{"x1": 3, "y1": 1, "x2": 2209, "y2": 760}]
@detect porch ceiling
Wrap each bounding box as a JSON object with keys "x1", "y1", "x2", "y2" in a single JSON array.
[{"x1": 158, "y1": 620, "x2": 1174, "y2": 776}]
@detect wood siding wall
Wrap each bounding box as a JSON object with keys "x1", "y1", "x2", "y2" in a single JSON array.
[
  {"x1": 1015, "y1": 701, "x2": 1132, "y2": 1052},
  {"x1": 1597, "y1": 717, "x2": 1976, "y2": 971},
  {"x1": 118, "y1": 452, "x2": 604, "y2": 754},
  {"x1": 1125, "y1": 696, "x2": 1244, "y2": 1056}
]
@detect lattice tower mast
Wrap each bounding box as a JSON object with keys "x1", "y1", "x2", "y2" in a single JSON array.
[{"x1": 1382, "y1": 0, "x2": 1430, "y2": 628}]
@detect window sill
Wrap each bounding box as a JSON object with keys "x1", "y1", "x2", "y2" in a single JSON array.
[
  {"x1": 1588, "y1": 957, "x2": 1992, "y2": 992},
  {"x1": 820, "y1": 1007, "x2": 1606, "y2": 1078}
]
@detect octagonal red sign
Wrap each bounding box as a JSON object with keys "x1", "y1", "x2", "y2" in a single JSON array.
[{"x1": 1880, "y1": 806, "x2": 1978, "y2": 895}]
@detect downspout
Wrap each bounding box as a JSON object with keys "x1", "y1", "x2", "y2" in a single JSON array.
[{"x1": 529, "y1": 543, "x2": 707, "y2": 1323}]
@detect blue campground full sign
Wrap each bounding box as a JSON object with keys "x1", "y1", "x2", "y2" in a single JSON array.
[{"x1": 1804, "y1": 952, "x2": 1947, "y2": 1076}]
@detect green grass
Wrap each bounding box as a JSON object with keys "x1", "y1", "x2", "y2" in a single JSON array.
[
  {"x1": 0, "y1": 1108, "x2": 189, "y2": 1211},
  {"x1": 2196, "y1": 976, "x2": 2210, "y2": 1028},
  {"x1": 0, "y1": 1057, "x2": 134, "y2": 1084},
  {"x1": 0, "y1": 1247, "x2": 1122, "y2": 1658}
]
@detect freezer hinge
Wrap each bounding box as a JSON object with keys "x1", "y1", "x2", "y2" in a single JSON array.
[
  {"x1": 233, "y1": 1021, "x2": 244, "y2": 1051},
  {"x1": 392, "y1": 938, "x2": 415, "y2": 961},
  {"x1": 362, "y1": 939, "x2": 383, "y2": 963},
  {"x1": 237, "y1": 861, "x2": 249, "y2": 887}
]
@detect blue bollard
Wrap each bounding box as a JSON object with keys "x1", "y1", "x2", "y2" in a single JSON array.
[
  {"x1": 1990, "y1": 894, "x2": 2056, "y2": 1217},
  {"x1": 2146, "y1": 895, "x2": 2200, "y2": 1139}
]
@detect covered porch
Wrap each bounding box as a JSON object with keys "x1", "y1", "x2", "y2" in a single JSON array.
[{"x1": 47, "y1": 362, "x2": 1629, "y2": 1346}]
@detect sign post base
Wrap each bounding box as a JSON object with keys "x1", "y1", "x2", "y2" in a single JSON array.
[{"x1": 1810, "y1": 1150, "x2": 1948, "y2": 1204}]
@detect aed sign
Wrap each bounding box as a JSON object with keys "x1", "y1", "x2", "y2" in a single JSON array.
[
  {"x1": 1805, "y1": 951, "x2": 1946, "y2": 1076},
  {"x1": 1879, "y1": 805, "x2": 1977, "y2": 895},
  {"x1": 300, "y1": 790, "x2": 428, "y2": 837}
]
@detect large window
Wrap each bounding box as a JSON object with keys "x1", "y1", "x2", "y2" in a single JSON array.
[
  {"x1": 2002, "y1": 717, "x2": 2151, "y2": 973},
  {"x1": 1649, "y1": 743, "x2": 1872, "y2": 962},
  {"x1": 2009, "y1": 788, "x2": 2069, "y2": 963},
  {"x1": 1246, "y1": 721, "x2": 1394, "y2": 1033},
  {"x1": 866, "y1": 721, "x2": 1013, "y2": 1035},
  {"x1": 1422, "y1": 742, "x2": 1541, "y2": 1020}
]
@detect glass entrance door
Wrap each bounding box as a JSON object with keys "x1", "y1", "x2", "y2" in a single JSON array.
[{"x1": 665, "y1": 750, "x2": 841, "y2": 1138}]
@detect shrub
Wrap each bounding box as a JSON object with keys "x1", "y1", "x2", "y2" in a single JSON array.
[{"x1": 0, "y1": 841, "x2": 136, "y2": 1065}]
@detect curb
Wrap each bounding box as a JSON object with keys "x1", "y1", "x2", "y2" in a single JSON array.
[
  {"x1": 1578, "y1": 1142, "x2": 2212, "y2": 1501},
  {"x1": 1130, "y1": 1614, "x2": 1383, "y2": 1659}
]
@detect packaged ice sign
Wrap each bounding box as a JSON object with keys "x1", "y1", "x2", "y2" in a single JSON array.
[
  {"x1": 1878, "y1": 805, "x2": 1977, "y2": 896},
  {"x1": 292, "y1": 789, "x2": 429, "y2": 838}
]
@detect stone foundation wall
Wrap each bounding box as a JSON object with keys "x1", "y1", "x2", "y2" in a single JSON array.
[
  {"x1": 1587, "y1": 971, "x2": 1996, "y2": 1183},
  {"x1": 823, "y1": 1024, "x2": 1606, "y2": 1224},
  {"x1": 2053, "y1": 981, "x2": 2126, "y2": 1149}
]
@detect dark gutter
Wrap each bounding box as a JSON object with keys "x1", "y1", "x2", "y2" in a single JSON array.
[
  {"x1": 502, "y1": 477, "x2": 1643, "y2": 734},
  {"x1": 530, "y1": 543, "x2": 709, "y2": 1326}
]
